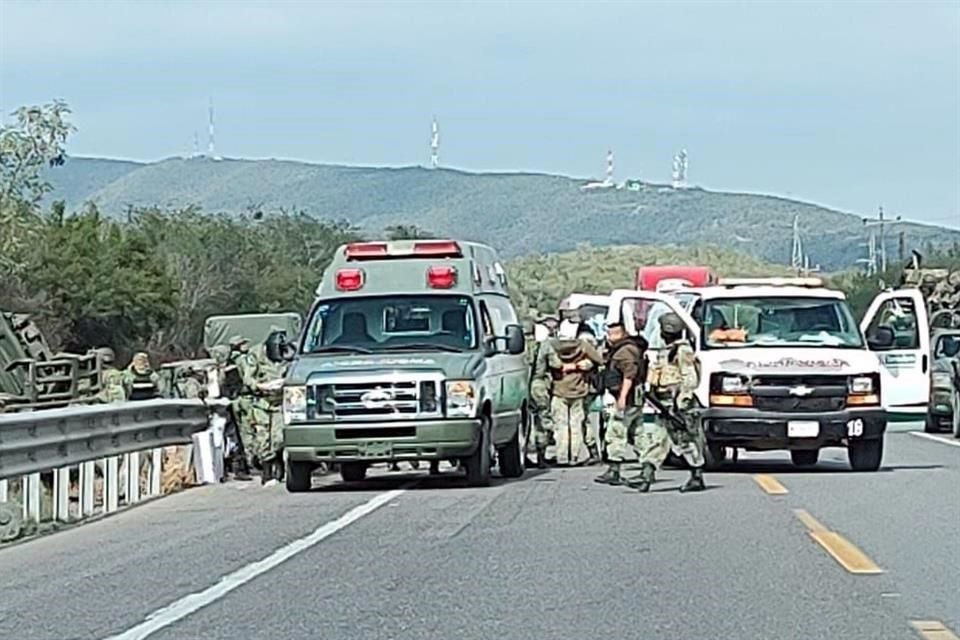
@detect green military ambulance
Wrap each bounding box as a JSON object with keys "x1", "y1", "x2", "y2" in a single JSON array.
[{"x1": 268, "y1": 239, "x2": 530, "y2": 491}]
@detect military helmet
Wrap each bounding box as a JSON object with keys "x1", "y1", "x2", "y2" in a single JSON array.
[
  {"x1": 96, "y1": 347, "x2": 116, "y2": 364},
  {"x1": 658, "y1": 312, "x2": 685, "y2": 335},
  {"x1": 131, "y1": 351, "x2": 152, "y2": 373},
  {"x1": 229, "y1": 334, "x2": 250, "y2": 348}
]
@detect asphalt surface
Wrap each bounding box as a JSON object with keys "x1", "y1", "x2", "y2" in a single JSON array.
[{"x1": 1, "y1": 430, "x2": 957, "y2": 640}]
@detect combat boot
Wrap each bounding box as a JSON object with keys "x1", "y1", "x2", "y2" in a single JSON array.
[
  {"x1": 585, "y1": 444, "x2": 601, "y2": 466},
  {"x1": 261, "y1": 458, "x2": 276, "y2": 485},
  {"x1": 593, "y1": 463, "x2": 620, "y2": 485},
  {"x1": 626, "y1": 463, "x2": 655, "y2": 493},
  {"x1": 535, "y1": 446, "x2": 548, "y2": 469},
  {"x1": 680, "y1": 467, "x2": 706, "y2": 493},
  {"x1": 233, "y1": 457, "x2": 253, "y2": 482}
]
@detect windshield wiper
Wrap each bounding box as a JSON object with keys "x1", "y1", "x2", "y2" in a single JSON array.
[
  {"x1": 310, "y1": 345, "x2": 373, "y2": 354},
  {"x1": 382, "y1": 343, "x2": 467, "y2": 353}
]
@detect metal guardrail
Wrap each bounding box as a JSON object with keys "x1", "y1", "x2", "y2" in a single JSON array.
[
  {"x1": 0, "y1": 400, "x2": 210, "y2": 543},
  {"x1": 0, "y1": 399, "x2": 208, "y2": 480}
]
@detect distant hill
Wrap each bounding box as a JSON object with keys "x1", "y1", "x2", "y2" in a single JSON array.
[{"x1": 42, "y1": 155, "x2": 960, "y2": 270}]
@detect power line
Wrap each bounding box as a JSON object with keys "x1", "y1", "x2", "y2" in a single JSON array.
[{"x1": 862, "y1": 205, "x2": 902, "y2": 272}]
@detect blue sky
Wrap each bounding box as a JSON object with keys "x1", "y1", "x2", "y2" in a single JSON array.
[{"x1": 1, "y1": 0, "x2": 958, "y2": 227}]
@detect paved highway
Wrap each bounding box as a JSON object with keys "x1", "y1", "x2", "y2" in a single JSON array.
[{"x1": 1, "y1": 430, "x2": 957, "y2": 640}]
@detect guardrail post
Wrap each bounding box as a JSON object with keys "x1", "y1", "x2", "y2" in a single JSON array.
[
  {"x1": 126, "y1": 452, "x2": 140, "y2": 504},
  {"x1": 150, "y1": 448, "x2": 162, "y2": 496},
  {"x1": 105, "y1": 457, "x2": 118, "y2": 513},
  {"x1": 26, "y1": 473, "x2": 41, "y2": 523},
  {"x1": 80, "y1": 461, "x2": 95, "y2": 517},
  {"x1": 55, "y1": 467, "x2": 70, "y2": 522}
]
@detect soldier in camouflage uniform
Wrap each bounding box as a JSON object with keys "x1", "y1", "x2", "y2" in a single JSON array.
[
  {"x1": 528, "y1": 317, "x2": 558, "y2": 468},
  {"x1": 625, "y1": 312, "x2": 706, "y2": 493},
  {"x1": 229, "y1": 336, "x2": 268, "y2": 477},
  {"x1": 595, "y1": 321, "x2": 645, "y2": 485},
  {"x1": 122, "y1": 352, "x2": 161, "y2": 400},
  {"x1": 94, "y1": 348, "x2": 127, "y2": 403}
]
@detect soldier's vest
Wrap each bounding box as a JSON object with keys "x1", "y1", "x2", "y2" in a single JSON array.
[
  {"x1": 128, "y1": 371, "x2": 159, "y2": 401},
  {"x1": 603, "y1": 338, "x2": 646, "y2": 396},
  {"x1": 650, "y1": 343, "x2": 687, "y2": 399}
]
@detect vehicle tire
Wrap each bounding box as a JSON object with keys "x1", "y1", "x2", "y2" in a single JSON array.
[
  {"x1": 704, "y1": 442, "x2": 727, "y2": 470},
  {"x1": 339, "y1": 462, "x2": 367, "y2": 482},
  {"x1": 464, "y1": 416, "x2": 492, "y2": 487},
  {"x1": 953, "y1": 392, "x2": 960, "y2": 439},
  {"x1": 790, "y1": 449, "x2": 819, "y2": 467},
  {"x1": 924, "y1": 412, "x2": 940, "y2": 433},
  {"x1": 497, "y1": 421, "x2": 525, "y2": 479},
  {"x1": 285, "y1": 460, "x2": 314, "y2": 492},
  {"x1": 848, "y1": 438, "x2": 883, "y2": 472}
]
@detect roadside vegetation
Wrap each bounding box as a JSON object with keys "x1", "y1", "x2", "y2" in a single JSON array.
[{"x1": 3, "y1": 101, "x2": 956, "y2": 361}]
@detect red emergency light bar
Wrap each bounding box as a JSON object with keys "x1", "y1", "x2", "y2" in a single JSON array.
[
  {"x1": 427, "y1": 265, "x2": 457, "y2": 288},
  {"x1": 344, "y1": 243, "x2": 388, "y2": 259},
  {"x1": 343, "y1": 240, "x2": 463, "y2": 261},
  {"x1": 412, "y1": 241, "x2": 462, "y2": 257},
  {"x1": 335, "y1": 268, "x2": 365, "y2": 291}
]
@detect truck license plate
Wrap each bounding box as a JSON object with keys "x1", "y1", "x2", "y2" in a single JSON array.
[
  {"x1": 360, "y1": 441, "x2": 393, "y2": 457},
  {"x1": 787, "y1": 421, "x2": 820, "y2": 438}
]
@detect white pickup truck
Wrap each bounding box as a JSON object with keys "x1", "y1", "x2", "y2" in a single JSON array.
[{"x1": 606, "y1": 278, "x2": 931, "y2": 471}]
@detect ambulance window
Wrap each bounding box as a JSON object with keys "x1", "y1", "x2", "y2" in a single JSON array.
[
  {"x1": 478, "y1": 301, "x2": 495, "y2": 340},
  {"x1": 484, "y1": 295, "x2": 518, "y2": 335},
  {"x1": 384, "y1": 304, "x2": 430, "y2": 333}
]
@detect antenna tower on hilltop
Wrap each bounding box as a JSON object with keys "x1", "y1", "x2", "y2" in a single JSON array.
[
  {"x1": 207, "y1": 98, "x2": 222, "y2": 161},
  {"x1": 672, "y1": 149, "x2": 688, "y2": 189},
  {"x1": 431, "y1": 117, "x2": 439, "y2": 169},
  {"x1": 605, "y1": 149, "x2": 614, "y2": 185}
]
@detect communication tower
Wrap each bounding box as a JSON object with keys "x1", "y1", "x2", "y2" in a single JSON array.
[
  {"x1": 207, "y1": 98, "x2": 222, "y2": 161},
  {"x1": 671, "y1": 149, "x2": 688, "y2": 189},
  {"x1": 431, "y1": 117, "x2": 439, "y2": 169},
  {"x1": 605, "y1": 149, "x2": 614, "y2": 185}
]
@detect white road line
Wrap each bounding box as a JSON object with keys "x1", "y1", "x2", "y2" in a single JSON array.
[
  {"x1": 909, "y1": 431, "x2": 960, "y2": 448},
  {"x1": 102, "y1": 489, "x2": 406, "y2": 640}
]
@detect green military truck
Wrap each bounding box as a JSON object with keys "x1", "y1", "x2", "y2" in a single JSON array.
[
  {"x1": 267, "y1": 239, "x2": 530, "y2": 491},
  {"x1": 0, "y1": 312, "x2": 102, "y2": 412}
]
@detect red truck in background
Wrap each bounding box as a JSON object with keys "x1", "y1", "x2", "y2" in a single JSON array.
[{"x1": 635, "y1": 265, "x2": 716, "y2": 291}]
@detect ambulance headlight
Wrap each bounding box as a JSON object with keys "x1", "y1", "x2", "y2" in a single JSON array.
[
  {"x1": 283, "y1": 385, "x2": 307, "y2": 424},
  {"x1": 445, "y1": 380, "x2": 476, "y2": 418}
]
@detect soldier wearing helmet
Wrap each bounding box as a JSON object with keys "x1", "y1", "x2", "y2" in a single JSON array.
[
  {"x1": 621, "y1": 312, "x2": 706, "y2": 493},
  {"x1": 95, "y1": 347, "x2": 127, "y2": 404},
  {"x1": 122, "y1": 351, "x2": 161, "y2": 401}
]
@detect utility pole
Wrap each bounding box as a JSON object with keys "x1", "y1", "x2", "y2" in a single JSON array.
[
  {"x1": 862, "y1": 205, "x2": 901, "y2": 273},
  {"x1": 898, "y1": 230, "x2": 905, "y2": 266}
]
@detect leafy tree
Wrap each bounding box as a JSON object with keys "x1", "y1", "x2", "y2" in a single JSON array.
[{"x1": 0, "y1": 100, "x2": 75, "y2": 276}]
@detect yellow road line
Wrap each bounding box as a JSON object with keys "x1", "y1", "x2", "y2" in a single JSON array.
[
  {"x1": 793, "y1": 508, "x2": 829, "y2": 533},
  {"x1": 793, "y1": 509, "x2": 883, "y2": 574},
  {"x1": 808, "y1": 531, "x2": 883, "y2": 574},
  {"x1": 753, "y1": 474, "x2": 788, "y2": 495},
  {"x1": 912, "y1": 620, "x2": 960, "y2": 640}
]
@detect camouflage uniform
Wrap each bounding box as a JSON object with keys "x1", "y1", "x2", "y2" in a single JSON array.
[
  {"x1": 595, "y1": 330, "x2": 645, "y2": 485},
  {"x1": 529, "y1": 335, "x2": 555, "y2": 467},
  {"x1": 95, "y1": 348, "x2": 127, "y2": 403},
  {"x1": 546, "y1": 335, "x2": 603, "y2": 466},
  {"x1": 626, "y1": 313, "x2": 706, "y2": 493},
  {"x1": 122, "y1": 352, "x2": 161, "y2": 401},
  {"x1": 229, "y1": 336, "x2": 268, "y2": 470}
]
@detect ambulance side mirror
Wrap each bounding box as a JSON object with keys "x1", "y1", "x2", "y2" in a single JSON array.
[{"x1": 504, "y1": 324, "x2": 525, "y2": 355}]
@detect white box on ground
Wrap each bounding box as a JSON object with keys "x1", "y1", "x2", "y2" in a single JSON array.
[{"x1": 787, "y1": 421, "x2": 820, "y2": 438}]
